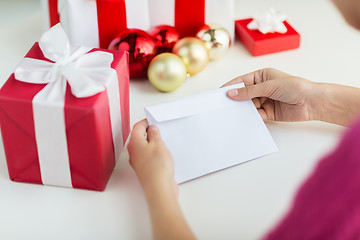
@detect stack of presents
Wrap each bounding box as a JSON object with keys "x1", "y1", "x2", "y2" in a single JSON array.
[{"x1": 0, "y1": 0, "x2": 300, "y2": 191}]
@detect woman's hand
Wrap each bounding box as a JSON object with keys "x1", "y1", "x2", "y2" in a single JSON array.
[
  {"x1": 223, "y1": 68, "x2": 360, "y2": 126},
  {"x1": 223, "y1": 68, "x2": 317, "y2": 122},
  {"x1": 128, "y1": 119, "x2": 177, "y2": 198},
  {"x1": 128, "y1": 120, "x2": 196, "y2": 240}
]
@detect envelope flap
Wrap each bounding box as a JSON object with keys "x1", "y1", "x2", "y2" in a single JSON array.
[{"x1": 145, "y1": 83, "x2": 244, "y2": 123}]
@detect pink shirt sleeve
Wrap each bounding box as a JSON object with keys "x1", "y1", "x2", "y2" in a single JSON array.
[{"x1": 263, "y1": 118, "x2": 360, "y2": 240}]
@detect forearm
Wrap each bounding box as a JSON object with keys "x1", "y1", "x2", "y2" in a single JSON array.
[
  {"x1": 310, "y1": 83, "x2": 360, "y2": 126},
  {"x1": 143, "y1": 184, "x2": 195, "y2": 240}
]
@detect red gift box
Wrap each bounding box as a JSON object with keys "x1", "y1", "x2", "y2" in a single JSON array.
[
  {"x1": 235, "y1": 18, "x2": 300, "y2": 56},
  {"x1": 148, "y1": 0, "x2": 235, "y2": 40},
  {"x1": 0, "y1": 41, "x2": 130, "y2": 191},
  {"x1": 43, "y1": 0, "x2": 150, "y2": 48}
]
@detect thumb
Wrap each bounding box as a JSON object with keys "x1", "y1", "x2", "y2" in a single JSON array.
[
  {"x1": 227, "y1": 81, "x2": 271, "y2": 100},
  {"x1": 147, "y1": 125, "x2": 162, "y2": 143}
]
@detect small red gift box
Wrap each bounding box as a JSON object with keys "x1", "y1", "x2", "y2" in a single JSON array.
[
  {"x1": 0, "y1": 25, "x2": 130, "y2": 191},
  {"x1": 235, "y1": 18, "x2": 300, "y2": 56}
]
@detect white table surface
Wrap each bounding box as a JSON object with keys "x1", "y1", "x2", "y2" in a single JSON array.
[{"x1": 0, "y1": 0, "x2": 358, "y2": 239}]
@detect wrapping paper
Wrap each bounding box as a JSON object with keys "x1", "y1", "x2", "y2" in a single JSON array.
[
  {"x1": 42, "y1": 0, "x2": 150, "y2": 48},
  {"x1": 149, "y1": 0, "x2": 234, "y2": 40},
  {"x1": 0, "y1": 25, "x2": 130, "y2": 191}
]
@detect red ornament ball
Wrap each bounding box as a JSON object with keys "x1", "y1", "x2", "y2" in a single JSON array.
[
  {"x1": 108, "y1": 29, "x2": 157, "y2": 78},
  {"x1": 149, "y1": 25, "x2": 180, "y2": 54}
]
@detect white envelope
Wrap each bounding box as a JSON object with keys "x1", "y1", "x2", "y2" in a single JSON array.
[{"x1": 145, "y1": 83, "x2": 278, "y2": 183}]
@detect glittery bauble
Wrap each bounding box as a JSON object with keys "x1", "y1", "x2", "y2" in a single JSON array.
[
  {"x1": 108, "y1": 29, "x2": 157, "y2": 78},
  {"x1": 172, "y1": 37, "x2": 209, "y2": 76},
  {"x1": 149, "y1": 25, "x2": 181, "y2": 54},
  {"x1": 196, "y1": 24, "x2": 231, "y2": 61},
  {"x1": 148, "y1": 53, "x2": 187, "y2": 92}
]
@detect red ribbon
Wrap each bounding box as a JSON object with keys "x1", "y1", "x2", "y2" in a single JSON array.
[
  {"x1": 96, "y1": 0, "x2": 128, "y2": 48},
  {"x1": 48, "y1": 0, "x2": 60, "y2": 27},
  {"x1": 175, "y1": 0, "x2": 205, "y2": 37}
]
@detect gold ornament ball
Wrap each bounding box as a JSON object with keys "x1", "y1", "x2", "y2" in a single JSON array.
[
  {"x1": 172, "y1": 37, "x2": 209, "y2": 76},
  {"x1": 196, "y1": 24, "x2": 231, "y2": 61},
  {"x1": 148, "y1": 53, "x2": 187, "y2": 92}
]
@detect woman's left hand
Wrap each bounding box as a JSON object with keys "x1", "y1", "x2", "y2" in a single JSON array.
[{"x1": 128, "y1": 119, "x2": 177, "y2": 198}]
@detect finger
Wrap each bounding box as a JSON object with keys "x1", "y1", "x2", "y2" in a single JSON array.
[
  {"x1": 260, "y1": 97, "x2": 267, "y2": 105},
  {"x1": 221, "y1": 72, "x2": 256, "y2": 88},
  {"x1": 147, "y1": 125, "x2": 162, "y2": 143},
  {"x1": 128, "y1": 119, "x2": 148, "y2": 150},
  {"x1": 257, "y1": 108, "x2": 268, "y2": 121},
  {"x1": 227, "y1": 81, "x2": 272, "y2": 101},
  {"x1": 222, "y1": 68, "x2": 290, "y2": 89},
  {"x1": 261, "y1": 100, "x2": 275, "y2": 121},
  {"x1": 221, "y1": 75, "x2": 245, "y2": 88},
  {"x1": 132, "y1": 119, "x2": 149, "y2": 139},
  {"x1": 221, "y1": 69, "x2": 270, "y2": 88},
  {"x1": 252, "y1": 98, "x2": 261, "y2": 109}
]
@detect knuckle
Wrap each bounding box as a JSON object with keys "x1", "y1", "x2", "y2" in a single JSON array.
[
  {"x1": 265, "y1": 67, "x2": 275, "y2": 72},
  {"x1": 128, "y1": 158, "x2": 134, "y2": 167},
  {"x1": 132, "y1": 124, "x2": 139, "y2": 133},
  {"x1": 245, "y1": 85, "x2": 254, "y2": 98},
  {"x1": 262, "y1": 68, "x2": 278, "y2": 81},
  {"x1": 127, "y1": 142, "x2": 134, "y2": 153}
]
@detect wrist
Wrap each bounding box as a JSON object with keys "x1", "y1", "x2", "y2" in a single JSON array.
[
  {"x1": 308, "y1": 83, "x2": 360, "y2": 126},
  {"x1": 308, "y1": 82, "x2": 330, "y2": 122},
  {"x1": 141, "y1": 175, "x2": 178, "y2": 201}
]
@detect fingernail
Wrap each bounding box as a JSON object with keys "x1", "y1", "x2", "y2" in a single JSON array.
[
  {"x1": 148, "y1": 125, "x2": 158, "y2": 131},
  {"x1": 228, "y1": 89, "x2": 238, "y2": 97}
]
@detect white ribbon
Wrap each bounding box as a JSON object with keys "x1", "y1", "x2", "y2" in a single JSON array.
[
  {"x1": 14, "y1": 23, "x2": 123, "y2": 187},
  {"x1": 247, "y1": 8, "x2": 287, "y2": 34},
  {"x1": 55, "y1": 0, "x2": 150, "y2": 47},
  {"x1": 57, "y1": 0, "x2": 100, "y2": 47}
]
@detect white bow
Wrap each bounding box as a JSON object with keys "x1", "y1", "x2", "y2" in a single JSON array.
[
  {"x1": 12, "y1": 24, "x2": 123, "y2": 188},
  {"x1": 247, "y1": 8, "x2": 287, "y2": 34},
  {"x1": 14, "y1": 23, "x2": 115, "y2": 99}
]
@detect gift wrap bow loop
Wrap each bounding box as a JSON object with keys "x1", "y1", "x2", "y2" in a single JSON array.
[
  {"x1": 13, "y1": 23, "x2": 122, "y2": 188},
  {"x1": 15, "y1": 23, "x2": 115, "y2": 99},
  {"x1": 247, "y1": 8, "x2": 287, "y2": 34}
]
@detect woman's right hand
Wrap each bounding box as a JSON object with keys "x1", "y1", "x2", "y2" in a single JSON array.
[{"x1": 223, "y1": 68, "x2": 318, "y2": 122}]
